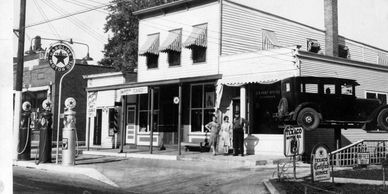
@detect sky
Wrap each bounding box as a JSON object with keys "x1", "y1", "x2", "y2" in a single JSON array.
[{"x1": 13, "y1": 0, "x2": 388, "y2": 63}]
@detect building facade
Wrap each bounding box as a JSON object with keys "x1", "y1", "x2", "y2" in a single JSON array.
[{"x1": 85, "y1": 0, "x2": 388, "y2": 155}]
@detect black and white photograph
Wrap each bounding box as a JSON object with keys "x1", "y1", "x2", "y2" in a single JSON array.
[{"x1": 1, "y1": 0, "x2": 388, "y2": 193}]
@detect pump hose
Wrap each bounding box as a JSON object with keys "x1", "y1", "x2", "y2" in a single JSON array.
[{"x1": 17, "y1": 118, "x2": 31, "y2": 155}]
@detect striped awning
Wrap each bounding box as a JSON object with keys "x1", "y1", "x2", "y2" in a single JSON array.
[
  {"x1": 218, "y1": 70, "x2": 297, "y2": 87},
  {"x1": 159, "y1": 29, "x2": 182, "y2": 52},
  {"x1": 262, "y1": 30, "x2": 280, "y2": 47},
  {"x1": 183, "y1": 24, "x2": 207, "y2": 48},
  {"x1": 139, "y1": 34, "x2": 159, "y2": 56}
]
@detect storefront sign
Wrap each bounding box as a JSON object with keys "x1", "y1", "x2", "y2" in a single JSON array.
[
  {"x1": 47, "y1": 42, "x2": 75, "y2": 72},
  {"x1": 120, "y1": 87, "x2": 148, "y2": 96},
  {"x1": 311, "y1": 145, "x2": 331, "y2": 182},
  {"x1": 284, "y1": 126, "x2": 304, "y2": 156},
  {"x1": 87, "y1": 92, "x2": 97, "y2": 117}
]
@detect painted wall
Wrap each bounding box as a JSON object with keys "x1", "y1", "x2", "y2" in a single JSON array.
[{"x1": 137, "y1": 2, "x2": 220, "y2": 82}]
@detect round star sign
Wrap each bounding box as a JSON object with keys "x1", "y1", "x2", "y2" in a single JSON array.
[{"x1": 47, "y1": 42, "x2": 75, "y2": 72}]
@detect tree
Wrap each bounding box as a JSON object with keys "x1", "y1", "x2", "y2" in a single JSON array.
[{"x1": 100, "y1": 0, "x2": 174, "y2": 72}]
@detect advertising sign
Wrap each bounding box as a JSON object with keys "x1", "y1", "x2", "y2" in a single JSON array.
[
  {"x1": 120, "y1": 87, "x2": 148, "y2": 96},
  {"x1": 47, "y1": 42, "x2": 75, "y2": 72},
  {"x1": 311, "y1": 144, "x2": 331, "y2": 181},
  {"x1": 284, "y1": 126, "x2": 304, "y2": 156},
  {"x1": 87, "y1": 92, "x2": 97, "y2": 117}
]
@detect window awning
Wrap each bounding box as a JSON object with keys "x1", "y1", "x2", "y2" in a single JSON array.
[
  {"x1": 218, "y1": 71, "x2": 297, "y2": 87},
  {"x1": 183, "y1": 24, "x2": 207, "y2": 48},
  {"x1": 263, "y1": 30, "x2": 280, "y2": 47},
  {"x1": 139, "y1": 34, "x2": 159, "y2": 56},
  {"x1": 159, "y1": 30, "x2": 182, "y2": 53}
]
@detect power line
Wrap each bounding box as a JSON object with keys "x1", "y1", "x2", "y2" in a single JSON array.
[
  {"x1": 24, "y1": 3, "x2": 109, "y2": 29},
  {"x1": 32, "y1": 0, "x2": 61, "y2": 39}
]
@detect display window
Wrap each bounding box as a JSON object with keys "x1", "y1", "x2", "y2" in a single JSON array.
[
  {"x1": 138, "y1": 88, "x2": 159, "y2": 133},
  {"x1": 190, "y1": 83, "x2": 215, "y2": 133}
]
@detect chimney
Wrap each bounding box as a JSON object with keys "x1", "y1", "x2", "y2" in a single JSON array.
[{"x1": 324, "y1": 0, "x2": 338, "y2": 57}]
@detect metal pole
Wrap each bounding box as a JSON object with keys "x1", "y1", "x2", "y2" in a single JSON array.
[
  {"x1": 87, "y1": 117, "x2": 90, "y2": 151},
  {"x1": 150, "y1": 88, "x2": 154, "y2": 154},
  {"x1": 55, "y1": 63, "x2": 76, "y2": 164},
  {"x1": 13, "y1": 0, "x2": 27, "y2": 161},
  {"x1": 178, "y1": 84, "x2": 182, "y2": 156},
  {"x1": 119, "y1": 95, "x2": 125, "y2": 153},
  {"x1": 293, "y1": 154, "x2": 296, "y2": 179}
]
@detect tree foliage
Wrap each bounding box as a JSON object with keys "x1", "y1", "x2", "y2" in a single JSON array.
[{"x1": 100, "y1": 0, "x2": 174, "y2": 72}]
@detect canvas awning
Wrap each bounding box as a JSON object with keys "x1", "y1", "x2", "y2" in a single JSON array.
[
  {"x1": 139, "y1": 34, "x2": 159, "y2": 56},
  {"x1": 183, "y1": 24, "x2": 207, "y2": 48},
  {"x1": 262, "y1": 30, "x2": 280, "y2": 47},
  {"x1": 159, "y1": 30, "x2": 182, "y2": 52},
  {"x1": 217, "y1": 73, "x2": 284, "y2": 87}
]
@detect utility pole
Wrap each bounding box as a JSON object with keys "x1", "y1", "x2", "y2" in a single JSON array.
[{"x1": 14, "y1": 0, "x2": 27, "y2": 160}]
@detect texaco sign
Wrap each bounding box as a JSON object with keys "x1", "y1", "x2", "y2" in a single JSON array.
[{"x1": 47, "y1": 42, "x2": 75, "y2": 72}]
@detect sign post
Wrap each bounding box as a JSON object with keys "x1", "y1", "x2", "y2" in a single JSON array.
[
  {"x1": 284, "y1": 125, "x2": 304, "y2": 179},
  {"x1": 46, "y1": 42, "x2": 76, "y2": 164}
]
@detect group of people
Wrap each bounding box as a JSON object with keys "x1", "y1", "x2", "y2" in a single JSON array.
[{"x1": 205, "y1": 112, "x2": 248, "y2": 156}]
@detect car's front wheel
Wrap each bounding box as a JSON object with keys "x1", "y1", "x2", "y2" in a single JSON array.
[
  {"x1": 377, "y1": 108, "x2": 388, "y2": 131},
  {"x1": 297, "y1": 107, "x2": 320, "y2": 131}
]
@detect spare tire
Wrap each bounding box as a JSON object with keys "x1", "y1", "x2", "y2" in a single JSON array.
[
  {"x1": 277, "y1": 98, "x2": 288, "y2": 118},
  {"x1": 297, "y1": 107, "x2": 320, "y2": 131},
  {"x1": 377, "y1": 108, "x2": 388, "y2": 131}
]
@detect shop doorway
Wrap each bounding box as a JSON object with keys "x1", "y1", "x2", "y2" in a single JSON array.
[
  {"x1": 93, "y1": 109, "x2": 102, "y2": 145},
  {"x1": 126, "y1": 105, "x2": 136, "y2": 144}
]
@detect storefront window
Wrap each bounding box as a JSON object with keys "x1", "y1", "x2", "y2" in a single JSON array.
[
  {"x1": 138, "y1": 88, "x2": 159, "y2": 133},
  {"x1": 190, "y1": 83, "x2": 215, "y2": 133}
]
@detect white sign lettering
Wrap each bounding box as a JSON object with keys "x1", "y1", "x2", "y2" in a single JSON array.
[{"x1": 88, "y1": 92, "x2": 97, "y2": 117}]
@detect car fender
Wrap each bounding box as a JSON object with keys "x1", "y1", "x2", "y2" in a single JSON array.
[
  {"x1": 292, "y1": 102, "x2": 323, "y2": 121},
  {"x1": 368, "y1": 104, "x2": 388, "y2": 121}
]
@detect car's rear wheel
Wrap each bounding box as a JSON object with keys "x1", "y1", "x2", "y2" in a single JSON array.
[
  {"x1": 377, "y1": 108, "x2": 388, "y2": 131},
  {"x1": 297, "y1": 107, "x2": 320, "y2": 131}
]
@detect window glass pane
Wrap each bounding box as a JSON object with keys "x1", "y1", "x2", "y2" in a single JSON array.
[
  {"x1": 191, "y1": 85, "x2": 203, "y2": 108},
  {"x1": 366, "y1": 92, "x2": 377, "y2": 99},
  {"x1": 152, "y1": 111, "x2": 159, "y2": 132},
  {"x1": 153, "y1": 88, "x2": 159, "y2": 109},
  {"x1": 204, "y1": 84, "x2": 215, "y2": 109},
  {"x1": 305, "y1": 84, "x2": 318, "y2": 93},
  {"x1": 341, "y1": 85, "x2": 353, "y2": 95},
  {"x1": 147, "y1": 54, "x2": 158, "y2": 69},
  {"x1": 204, "y1": 109, "x2": 215, "y2": 128},
  {"x1": 168, "y1": 51, "x2": 181, "y2": 66},
  {"x1": 192, "y1": 46, "x2": 206, "y2": 63},
  {"x1": 139, "y1": 111, "x2": 148, "y2": 132},
  {"x1": 324, "y1": 84, "x2": 335, "y2": 94},
  {"x1": 378, "y1": 94, "x2": 387, "y2": 104},
  {"x1": 191, "y1": 110, "x2": 202, "y2": 132},
  {"x1": 139, "y1": 94, "x2": 148, "y2": 110}
]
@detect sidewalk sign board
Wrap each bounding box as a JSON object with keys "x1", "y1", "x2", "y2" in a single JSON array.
[
  {"x1": 311, "y1": 144, "x2": 331, "y2": 182},
  {"x1": 283, "y1": 125, "x2": 304, "y2": 179}
]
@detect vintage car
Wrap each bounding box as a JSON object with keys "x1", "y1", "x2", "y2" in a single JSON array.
[{"x1": 274, "y1": 76, "x2": 388, "y2": 131}]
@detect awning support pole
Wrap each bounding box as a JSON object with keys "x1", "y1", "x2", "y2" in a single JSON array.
[
  {"x1": 119, "y1": 95, "x2": 126, "y2": 153},
  {"x1": 150, "y1": 87, "x2": 154, "y2": 154},
  {"x1": 177, "y1": 84, "x2": 182, "y2": 156}
]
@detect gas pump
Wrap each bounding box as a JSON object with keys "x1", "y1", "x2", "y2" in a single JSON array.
[
  {"x1": 37, "y1": 99, "x2": 53, "y2": 163},
  {"x1": 18, "y1": 101, "x2": 32, "y2": 160},
  {"x1": 62, "y1": 97, "x2": 76, "y2": 165}
]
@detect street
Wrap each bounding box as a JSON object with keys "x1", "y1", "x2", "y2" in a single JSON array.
[{"x1": 14, "y1": 155, "x2": 273, "y2": 194}]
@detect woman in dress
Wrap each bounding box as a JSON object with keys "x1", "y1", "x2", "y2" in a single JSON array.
[
  {"x1": 220, "y1": 116, "x2": 233, "y2": 155},
  {"x1": 205, "y1": 115, "x2": 220, "y2": 155}
]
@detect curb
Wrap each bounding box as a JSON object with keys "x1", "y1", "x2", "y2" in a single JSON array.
[
  {"x1": 263, "y1": 180, "x2": 283, "y2": 194},
  {"x1": 83, "y1": 151, "x2": 178, "y2": 160},
  {"x1": 13, "y1": 161, "x2": 119, "y2": 188}
]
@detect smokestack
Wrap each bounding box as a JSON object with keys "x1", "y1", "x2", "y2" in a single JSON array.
[{"x1": 324, "y1": 0, "x2": 338, "y2": 57}]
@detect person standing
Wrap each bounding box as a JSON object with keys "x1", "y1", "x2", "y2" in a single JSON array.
[
  {"x1": 205, "y1": 115, "x2": 220, "y2": 155},
  {"x1": 233, "y1": 112, "x2": 247, "y2": 156},
  {"x1": 220, "y1": 116, "x2": 232, "y2": 155}
]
